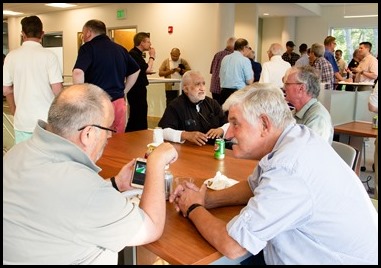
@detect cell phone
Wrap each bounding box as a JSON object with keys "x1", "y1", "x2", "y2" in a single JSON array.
[{"x1": 131, "y1": 158, "x2": 147, "y2": 188}]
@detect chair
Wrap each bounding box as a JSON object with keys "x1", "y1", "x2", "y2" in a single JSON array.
[{"x1": 331, "y1": 141, "x2": 359, "y2": 171}]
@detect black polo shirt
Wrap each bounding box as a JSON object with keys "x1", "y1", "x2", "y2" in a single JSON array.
[{"x1": 73, "y1": 34, "x2": 140, "y2": 101}]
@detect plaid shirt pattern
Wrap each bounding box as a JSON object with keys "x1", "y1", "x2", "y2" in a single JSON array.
[
  {"x1": 209, "y1": 48, "x2": 232, "y2": 94},
  {"x1": 313, "y1": 57, "x2": 334, "y2": 90}
]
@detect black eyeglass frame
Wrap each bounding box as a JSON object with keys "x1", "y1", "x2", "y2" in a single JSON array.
[
  {"x1": 77, "y1": 124, "x2": 117, "y2": 133},
  {"x1": 283, "y1": 82, "x2": 305, "y2": 86}
]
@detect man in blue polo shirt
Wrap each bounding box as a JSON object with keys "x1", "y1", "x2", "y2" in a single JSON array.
[
  {"x1": 323, "y1": 36, "x2": 351, "y2": 86},
  {"x1": 73, "y1": 19, "x2": 140, "y2": 133}
]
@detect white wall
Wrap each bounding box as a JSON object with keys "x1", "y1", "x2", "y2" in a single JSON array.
[
  {"x1": 5, "y1": 3, "x2": 378, "y2": 118},
  {"x1": 260, "y1": 3, "x2": 378, "y2": 63}
]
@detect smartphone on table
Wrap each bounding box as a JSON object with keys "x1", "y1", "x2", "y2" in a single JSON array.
[{"x1": 131, "y1": 158, "x2": 147, "y2": 188}]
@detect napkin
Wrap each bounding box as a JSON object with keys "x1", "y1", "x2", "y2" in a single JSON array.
[{"x1": 204, "y1": 171, "x2": 238, "y2": 190}]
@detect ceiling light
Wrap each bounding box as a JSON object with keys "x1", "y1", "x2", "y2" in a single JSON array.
[
  {"x1": 3, "y1": 10, "x2": 24, "y2": 16},
  {"x1": 344, "y1": 15, "x2": 378, "y2": 18},
  {"x1": 45, "y1": 3, "x2": 78, "y2": 8}
]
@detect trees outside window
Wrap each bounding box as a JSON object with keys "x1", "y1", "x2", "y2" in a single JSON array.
[{"x1": 331, "y1": 27, "x2": 378, "y2": 62}]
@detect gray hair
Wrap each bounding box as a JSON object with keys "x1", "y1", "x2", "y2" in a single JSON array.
[
  {"x1": 47, "y1": 83, "x2": 111, "y2": 138},
  {"x1": 222, "y1": 84, "x2": 295, "y2": 129},
  {"x1": 269, "y1": 43, "x2": 284, "y2": 56},
  {"x1": 182, "y1": 70, "x2": 202, "y2": 87},
  {"x1": 310, "y1": 43, "x2": 325, "y2": 57},
  {"x1": 285, "y1": 65, "x2": 321, "y2": 98},
  {"x1": 83, "y1": 19, "x2": 106, "y2": 35}
]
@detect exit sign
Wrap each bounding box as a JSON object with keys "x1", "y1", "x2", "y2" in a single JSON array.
[{"x1": 116, "y1": 9, "x2": 126, "y2": 20}]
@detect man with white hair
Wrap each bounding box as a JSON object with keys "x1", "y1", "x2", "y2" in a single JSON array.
[
  {"x1": 170, "y1": 83, "x2": 377, "y2": 265},
  {"x1": 259, "y1": 43, "x2": 291, "y2": 89},
  {"x1": 158, "y1": 70, "x2": 228, "y2": 146}
]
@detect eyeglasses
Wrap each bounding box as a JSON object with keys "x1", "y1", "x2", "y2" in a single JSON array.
[
  {"x1": 283, "y1": 82, "x2": 305, "y2": 86},
  {"x1": 283, "y1": 82, "x2": 305, "y2": 89},
  {"x1": 78, "y1": 124, "x2": 116, "y2": 134}
]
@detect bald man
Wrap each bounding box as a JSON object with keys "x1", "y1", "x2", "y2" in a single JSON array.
[
  {"x1": 159, "y1": 47, "x2": 191, "y2": 106},
  {"x1": 3, "y1": 83, "x2": 178, "y2": 264}
]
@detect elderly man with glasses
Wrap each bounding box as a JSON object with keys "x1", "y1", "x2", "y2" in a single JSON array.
[
  {"x1": 3, "y1": 83, "x2": 178, "y2": 265},
  {"x1": 283, "y1": 65, "x2": 334, "y2": 144}
]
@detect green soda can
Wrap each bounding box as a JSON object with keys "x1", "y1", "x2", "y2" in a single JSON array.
[
  {"x1": 214, "y1": 138, "x2": 225, "y2": 160},
  {"x1": 372, "y1": 115, "x2": 378, "y2": 129}
]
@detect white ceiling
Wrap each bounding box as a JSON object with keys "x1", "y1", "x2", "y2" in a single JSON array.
[
  {"x1": 3, "y1": 3, "x2": 354, "y2": 20},
  {"x1": 3, "y1": 3, "x2": 110, "y2": 20}
]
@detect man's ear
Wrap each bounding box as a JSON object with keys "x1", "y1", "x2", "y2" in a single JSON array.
[
  {"x1": 259, "y1": 114, "x2": 271, "y2": 136},
  {"x1": 78, "y1": 126, "x2": 92, "y2": 148}
]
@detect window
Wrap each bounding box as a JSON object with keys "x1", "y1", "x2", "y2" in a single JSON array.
[{"x1": 331, "y1": 27, "x2": 378, "y2": 63}]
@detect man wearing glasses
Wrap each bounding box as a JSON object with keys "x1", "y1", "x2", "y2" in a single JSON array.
[
  {"x1": 283, "y1": 65, "x2": 333, "y2": 144},
  {"x1": 3, "y1": 83, "x2": 178, "y2": 264}
]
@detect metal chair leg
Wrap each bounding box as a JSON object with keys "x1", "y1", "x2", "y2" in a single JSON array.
[{"x1": 361, "y1": 140, "x2": 367, "y2": 172}]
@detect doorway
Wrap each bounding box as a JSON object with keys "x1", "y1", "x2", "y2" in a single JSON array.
[{"x1": 108, "y1": 27, "x2": 137, "y2": 51}]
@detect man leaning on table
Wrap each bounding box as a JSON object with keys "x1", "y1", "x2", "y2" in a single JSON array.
[
  {"x1": 158, "y1": 70, "x2": 228, "y2": 146},
  {"x1": 170, "y1": 84, "x2": 377, "y2": 265},
  {"x1": 3, "y1": 83, "x2": 178, "y2": 265}
]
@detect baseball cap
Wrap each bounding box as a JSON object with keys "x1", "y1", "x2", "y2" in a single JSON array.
[{"x1": 286, "y1": 41, "x2": 295, "y2": 47}]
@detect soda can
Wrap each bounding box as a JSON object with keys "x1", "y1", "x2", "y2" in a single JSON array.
[
  {"x1": 372, "y1": 115, "x2": 378, "y2": 129},
  {"x1": 164, "y1": 169, "x2": 173, "y2": 200},
  {"x1": 214, "y1": 138, "x2": 225, "y2": 160}
]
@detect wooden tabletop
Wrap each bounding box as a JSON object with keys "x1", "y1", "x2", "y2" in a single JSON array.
[
  {"x1": 335, "y1": 82, "x2": 374, "y2": 86},
  {"x1": 334, "y1": 121, "x2": 378, "y2": 138},
  {"x1": 96, "y1": 130, "x2": 258, "y2": 264}
]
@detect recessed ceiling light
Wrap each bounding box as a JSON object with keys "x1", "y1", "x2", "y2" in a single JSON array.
[
  {"x1": 45, "y1": 3, "x2": 78, "y2": 8},
  {"x1": 3, "y1": 10, "x2": 24, "y2": 16},
  {"x1": 263, "y1": 13, "x2": 270, "y2": 16},
  {"x1": 344, "y1": 15, "x2": 378, "y2": 18}
]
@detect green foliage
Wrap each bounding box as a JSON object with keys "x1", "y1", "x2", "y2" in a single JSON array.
[{"x1": 332, "y1": 28, "x2": 378, "y2": 62}]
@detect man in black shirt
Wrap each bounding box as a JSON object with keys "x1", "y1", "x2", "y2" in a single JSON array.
[
  {"x1": 125, "y1": 32, "x2": 156, "y2": 132},
  {"x1": 158, "y1": 70, "x2": 228, "y2": 146}
]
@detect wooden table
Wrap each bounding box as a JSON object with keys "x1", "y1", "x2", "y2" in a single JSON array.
[
  {"x1": 334, "y1": 121, "x2": 377, "y2": 174},
  {"x1": 96, "y1": 130, "x2": 258, "y2": 264},
  {"x1": 334, "y1": 121, "x2": 377, "y2": 138}
]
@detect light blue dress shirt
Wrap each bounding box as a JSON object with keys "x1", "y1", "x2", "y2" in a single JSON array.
[
  {"x1": 219, "y1": 51, "x2": 253, "y2": 90},
  {"x1": 227, "y1": 124, "x2": 377, "y2": 264}
]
